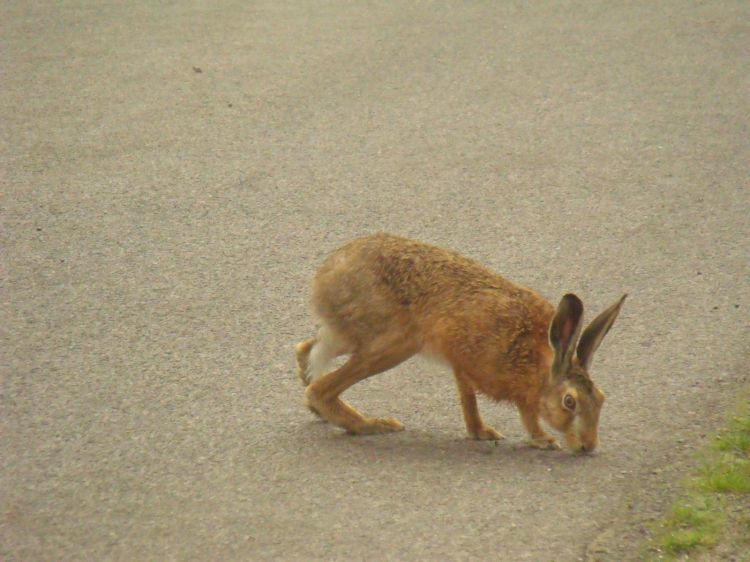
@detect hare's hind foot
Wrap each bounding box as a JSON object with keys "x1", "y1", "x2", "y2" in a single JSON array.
[
  {"x1": 346, "y1": 417, "x2": 405, "y2": 435},
  {"x1": 470, "y1": 425, "x2": 505, "y2": 441},
  {"x1": 305, "y1": 388, "x2": 404, "y2": 435}
]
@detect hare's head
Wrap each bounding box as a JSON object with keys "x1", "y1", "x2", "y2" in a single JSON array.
[{"x1": 541, "y1": 293, "x2": 626, "y2": 453}]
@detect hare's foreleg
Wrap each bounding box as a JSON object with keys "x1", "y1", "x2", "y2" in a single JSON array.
[
  {"x1": 454, "y1": 374, "x2": 504, "y2": 440},
  {"x1": 518, "y1": 403, "x2": 561, "y2": 450},
  {"x1": 305, "y1": 334, "x2": 417, "y2": 435}
]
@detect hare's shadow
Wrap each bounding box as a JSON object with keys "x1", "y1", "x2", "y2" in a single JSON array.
[{"x1": 285, "y1": 420, "x2": 591, "y2": 470}]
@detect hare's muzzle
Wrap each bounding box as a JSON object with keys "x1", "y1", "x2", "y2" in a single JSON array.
[
  {"x1": 565, "y1": 425, "x2": 599, "y2": 454},
  {"x1": 578, "y1": 443, "x2": 598, "y2": 455}
]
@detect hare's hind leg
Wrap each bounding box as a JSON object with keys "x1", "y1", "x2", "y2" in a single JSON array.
[
  {"x1": 296, "y1": 324, "x2": 348, "y2": 387},
  {"x1": 295, "y1": 337, "x2": 326, "y2": 420},
  {"x1": 295, "y1": 338, "x2": 316, "y2": 387},
  {"x1": 305, "y1": 333, "x2": 418, "y2": 435},
  {"x1": 296, "y1": 325, "x2": 350, "y2": 420},
  {"x1": 455, "y1": 373, "x2": 504, "y2": 441}
]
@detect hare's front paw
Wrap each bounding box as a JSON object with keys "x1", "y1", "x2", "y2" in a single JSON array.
[
  {"x1": 471, "y1": 425, "x2": 505, "y2": 441},
  {"x1": 528, "y1": 435, "x2": 561, "y2": 450}
]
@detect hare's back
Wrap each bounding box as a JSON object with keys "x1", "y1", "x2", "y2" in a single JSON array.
[{"x1": 313, "y1": 233, "x2": 517, "y2": 310}]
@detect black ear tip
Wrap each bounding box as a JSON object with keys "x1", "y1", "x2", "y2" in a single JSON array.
[{"x1": 561, "y1": 293, "x2": 584, "y2": 312}]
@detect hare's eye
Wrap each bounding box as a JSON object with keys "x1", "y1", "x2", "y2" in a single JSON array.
[{"x1": 563, "y1": 394, "x2": 576, "y2": 411}]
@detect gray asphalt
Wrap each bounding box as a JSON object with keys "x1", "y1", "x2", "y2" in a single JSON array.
[{"x1": 2, "y1": 1, "x2": 748, "y2": 560}]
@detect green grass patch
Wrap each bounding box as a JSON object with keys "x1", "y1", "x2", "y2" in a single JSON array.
[
  {"x1": 715, "y1": 412, "x2": 750, "y2": 455},
  {"x1": 698, "y1": 457, "x2": 750, "y2": 493},
  {"x1": 659, "y1": 496, "x2": 723, "y2": 554},
  {"x1": 669, "y1": 499, "x2": 721, "y2": 529},
  {"x1": 662, "y1": 529, "x2": 713, "y2": 554},
  {"x1": 651, "y1": 399, "x2": 750, "y2": 559}
]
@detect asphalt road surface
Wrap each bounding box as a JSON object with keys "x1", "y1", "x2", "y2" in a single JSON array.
[{"x1": 3, "y1": 1, "x2": 748, "y2": 560}]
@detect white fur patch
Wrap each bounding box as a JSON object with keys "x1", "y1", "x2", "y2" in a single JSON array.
[
  {"x1": 306, "y1": 324, "x2": 343, "y2": 380},
  {"x1": 417, "y1": 351, "x2": 451, "y2": 370}
]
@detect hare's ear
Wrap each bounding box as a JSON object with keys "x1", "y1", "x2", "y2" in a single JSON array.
[
  {"x1": 549, "y1": 294, "x2": 584, "y2": 377},
  {"x1": 576, "y1": 294, "x2": 627, "y2": 370}
]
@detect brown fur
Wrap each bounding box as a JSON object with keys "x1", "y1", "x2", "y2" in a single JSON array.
[{"x1": 296, "y1": 233, "x2": 626, "y2": 452}]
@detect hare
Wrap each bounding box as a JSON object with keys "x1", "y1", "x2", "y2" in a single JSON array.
[{"x1": 295, "y1": 233, "x2": 626, "y2": 452}]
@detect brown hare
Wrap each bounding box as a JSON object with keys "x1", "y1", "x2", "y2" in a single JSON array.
[{"x1": 295, "y1": 233, "x2": 626, "y2": 452}]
